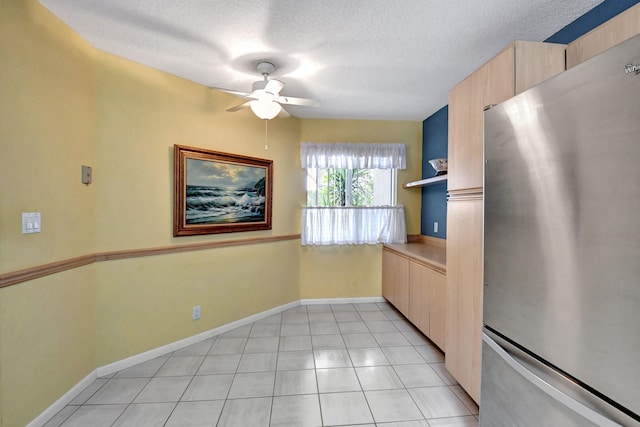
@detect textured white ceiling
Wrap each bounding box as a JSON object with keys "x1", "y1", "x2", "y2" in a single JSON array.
[{"x1": 39, "y1": 0, "x2": 604, "y2": 120}]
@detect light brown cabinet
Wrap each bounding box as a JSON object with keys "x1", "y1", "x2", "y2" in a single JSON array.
[
  {"x1": 382, "y1": 246, "x2": 446, "y2": 350},
  {"x1": 567, "y1": 4, "x2": 640, "y2": 69},
  {"x1": 448, "y1": 41, "x2": 566, "y2": 193},
  {"x1": 445, "y1": 40, "x2": 566, "y2": 404},
  {"x1": 382, "y1": 248, "x2": 409, "y2": 316},
  {"x1": 445, "y1": 196, "x2": 484, "y2": 401},
  {"x1": 409, "y1": 260, "x2": 446, "y2": 350}
]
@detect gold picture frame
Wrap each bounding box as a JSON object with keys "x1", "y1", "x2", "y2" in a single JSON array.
[{"x1": 174, "y1": 144, "x2": 273, "y2": 236}]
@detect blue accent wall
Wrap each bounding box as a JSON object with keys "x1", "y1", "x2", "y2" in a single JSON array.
[
  {"x1": 545, "y1": 0, "x2": 639, "y2": 44},
  {"x1": 419, "y1": 0, "x2": 639, "y2": 239},
  {"x1": 421, "y1": 106, "x2": 448, "y2": 238}
]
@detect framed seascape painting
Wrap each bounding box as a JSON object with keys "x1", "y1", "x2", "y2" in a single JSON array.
[{"x1": 174, "y1": 144, "x2": 273, "y2": 236}]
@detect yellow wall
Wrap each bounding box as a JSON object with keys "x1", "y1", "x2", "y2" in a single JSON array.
[
  {"x1": 0, "y1": 0, "x2": 96, "y2": 273},
  {"x1": 94, "y1": 241, "x2": 300, "y2": 365},
  {"x1": 0, "y1": 269, "x2": 96, "y2": 427},
  {"x1": 92, "y1": 52, "x2": 305, "y2": 251},
  {"x1": 89, "y1": 46, "x2": 304, "y2": 366},
  {"x1": 0, "y1": 1, "x2": 97, "y2": 426},
  {"x1": 0, "y1": 1, "x2": 422, "y2": 425}
]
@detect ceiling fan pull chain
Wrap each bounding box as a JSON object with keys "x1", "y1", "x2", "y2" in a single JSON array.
[{"x1": 264, "y1": 119, "x2": 269, "y2": 151}]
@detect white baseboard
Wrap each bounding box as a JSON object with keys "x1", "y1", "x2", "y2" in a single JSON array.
[
  {"x1": 300, "y1": 296, "x2": 386, "y2": 305},
  {"x1": 95, "y1": 300, "x2": 301, "y2": 378},
  {"x1": 27, "y1": 371, "x2": 98, "y2": 427},
  {"x1": 30, "y1": 296, "x2": 380, "y2": 427}
]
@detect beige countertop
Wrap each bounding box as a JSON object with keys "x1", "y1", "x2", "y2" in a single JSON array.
[{"x1": 384, "y1": 238, "x2": 446, "y2": 273}]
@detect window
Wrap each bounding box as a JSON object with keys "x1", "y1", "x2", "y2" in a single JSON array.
[
  {"x1": 306, "y1": 167, "x2": 396, "y2": 207},
  {"x1": 300, "y1": 142, "x2": 407, "y2": 246}
]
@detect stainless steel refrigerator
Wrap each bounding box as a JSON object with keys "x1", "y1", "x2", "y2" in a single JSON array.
[{"x1": 481, "y1": 34, "x2": 640, "y2": 426}]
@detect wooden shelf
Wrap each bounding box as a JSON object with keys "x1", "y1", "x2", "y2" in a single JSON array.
[{"x1": 403, "y1": 174, "x2": 447, "y2": 188}]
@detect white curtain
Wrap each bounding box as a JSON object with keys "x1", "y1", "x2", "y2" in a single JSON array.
[
  {"x1": 300, "y1": 142, "x2": 406, "y2": 169},
  {"x1": 301, "y1": 206, "x2": 407, "y2": 245},
  {"x1": 300, "y1": 142, "x2": 407, "y2": 246}
]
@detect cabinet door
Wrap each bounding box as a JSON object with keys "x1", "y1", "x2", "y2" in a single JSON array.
[
  {"x1": 513, "y1": 41, "x2": 566, "y2": 94},
  {"x1": 382, "y1": 249, "x2": 409, "y2": 315},
  {"x1": 483, "y1": 45, "x2": 515, "y2": 106},
  {"x1": 382, "y1": 249, "x2": 396, "y2": 305},
  {"x1": 448, "y1": 42, "x2": 563, "y2": 193},
  {"x1": 446, "y1": 197, "x2": 484, "y2": 403},
  {"x1": 566, "y1": 4, "x2": 640, "y2": 69},
  {"x1": 447, "y1": 70, "x2": 484, "y2": 192},
  {"x1": 394, "y1": 256, "x2": 410, "y2": 317},
  {"x1": 448, "y1": 47, "x2": 514, "y2": 192},
  {"x1": 408, "y1": 261, "x2": 430, "y2": 336},
  {"x1": 428, "y1": 269, "x2": 447, "y2": 351}
]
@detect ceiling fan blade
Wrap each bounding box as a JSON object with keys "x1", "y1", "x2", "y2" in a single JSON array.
[
  {"x1": 278, "y1": 105, "x2": 291, "y2": 118},
  {"x1": 211, "y1": 87, "x2": 256, "y2": 100},
  {"x1": 264, "y1": 79, "x2": 285, "y2": 95},
  {"x1": 276, "y1": 95, "x2": 319, "y2": 107},
  {"x1": 226, "y1": 101, "x2": 250, "y2": 112}
]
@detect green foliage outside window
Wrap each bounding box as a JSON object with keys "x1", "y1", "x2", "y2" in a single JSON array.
[{"x1": 308, "y1": 168, "x2": 375, "y2": 207}]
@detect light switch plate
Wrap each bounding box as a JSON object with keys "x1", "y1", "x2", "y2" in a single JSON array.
[
  {"x1": 22, "y1": 212, "x2": 41, "y2": 234},
  {"x1": 82, "y1": 165, "x2": 92, "y2": 185}
]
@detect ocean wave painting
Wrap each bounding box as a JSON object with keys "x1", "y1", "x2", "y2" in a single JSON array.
[
  {"x1": 185, "y1": 158, "x2": 267, "y2": 225},
  {"x1": 174, "y1": 145, "x2": 272, "y2": 236}
]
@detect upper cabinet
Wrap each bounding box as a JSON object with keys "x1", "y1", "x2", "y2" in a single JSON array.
[
  {"x1": 567, "y1": 4, "x2": 640, "y2": 69},
  {"x1": 447, "y1": 41, "x2": 566, "y2": 193}
]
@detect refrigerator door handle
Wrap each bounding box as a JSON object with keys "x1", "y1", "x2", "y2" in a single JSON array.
[{"x1": 482, "y1": 333, "x2": 622, "y2": 427}]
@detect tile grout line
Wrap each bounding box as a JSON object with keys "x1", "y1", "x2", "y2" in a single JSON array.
[
  {"x1": 106, "y1": 375, "x2": 155, "y2": 427},
  {"x1": 162, "y1": 338, "x2": 215, "y2": 426},
  {"x1": 267, "y1": 317, "x2": 282, "y2": 427}
]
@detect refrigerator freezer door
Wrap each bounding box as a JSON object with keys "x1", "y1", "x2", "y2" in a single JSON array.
[
  {"x1": 480, "y1": 331, "x2": 626, "y2": 426},
  {"x1": 483, "y1": 34, "x2": 640, "y2": 419}
]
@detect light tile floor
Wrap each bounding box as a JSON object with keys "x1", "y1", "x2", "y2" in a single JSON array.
[{"x1": 44, "y1": 302, "x2": 479, "y2": 427}]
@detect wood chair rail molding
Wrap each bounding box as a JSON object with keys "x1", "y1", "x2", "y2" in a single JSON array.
[{"x1": 0, "y1": 234, "x2": 301, "y2": 288}]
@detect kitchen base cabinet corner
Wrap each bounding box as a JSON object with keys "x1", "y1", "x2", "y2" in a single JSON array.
[{"x1": 382, "y1": 245, "x2": 446, "y2": 352}]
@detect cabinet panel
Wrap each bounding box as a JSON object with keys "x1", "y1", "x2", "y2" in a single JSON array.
[
  {"x1": 448, "y1": 46, "x2": 514, "y2": 192},
  {"x1": 429, "y1": 268, "x2": 447, "y2": 351},
  {"x1": 382, "y1": 248, "x2": 409, "y2": 315},
  {"x1": 448, "y1": 42, "x2": 565, "y2": 193},
  {"x1": 448, "y1": 69, "x2": 484, "y2": 192},
  {"x1": 408, "y1": 261, "x2": 430, "y2": 335},
  {"x1": 446, "y1": 197, "x2": 483, "y2": 403},
  {"x1": 514, "y1": 41, "x2": 566, "y2": 94},
  {"x1": 567, "y1": 4, "x2": 640, "y2": 69},
  {"x1": 395, "y1": 258, "x2": 410, "y2": 316},
  {"x1": 382, "y1": 249, "x2": 396, "y2": 305},
  {"x1": 445, "y1": 40, "x2": 565, "y2": 403},
  {"x1": 483, "y1": 45, "x2": 516, "y2": 107}
]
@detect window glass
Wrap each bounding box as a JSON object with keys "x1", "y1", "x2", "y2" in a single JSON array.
[{"x1": 306, "y1": 167, "x2": 396, "y2": 207}]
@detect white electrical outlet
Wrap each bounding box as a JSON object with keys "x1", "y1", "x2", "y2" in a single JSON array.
[
  {"x1": 434, "y1": 222, "x2": 439, "y2": 233},
  {"x1": 192, "y1": 306, "x2": 201, "y2": 320}
]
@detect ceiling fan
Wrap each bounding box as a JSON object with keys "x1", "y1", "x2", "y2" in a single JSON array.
[{"x1": 212, "y1": 62, "x2": 319, "y2": 120}]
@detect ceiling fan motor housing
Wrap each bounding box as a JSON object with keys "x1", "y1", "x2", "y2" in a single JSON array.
[
  {"x1": 252, "y1": 80, "x2": 268, "y2": 92},
  {"x1": 256, "y1": 61, "x2": 276, "y2": 76}
]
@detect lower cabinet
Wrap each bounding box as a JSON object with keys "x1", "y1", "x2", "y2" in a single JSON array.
[
  {"x1": 382, "y1": 248, "x2": 409, "y2": 315},
  {"x1": 445, "y1": 197, "x2": 484, "y2": 403},
  {"x1": 382, "y1": 247, "x2": 446, "y2": 351}
]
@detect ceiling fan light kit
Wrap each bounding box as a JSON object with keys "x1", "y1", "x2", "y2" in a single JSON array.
[
  {"x1": 214, "y1": 61, "x2": 318, "y2": 121},
  {"x1": 250, "y1": 99, "x2": 282, "y2": 120}
]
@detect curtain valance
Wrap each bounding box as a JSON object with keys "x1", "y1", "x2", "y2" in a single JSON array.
[{"x1": 300, "y1": 142, "x2": 406, "y2": 169}]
